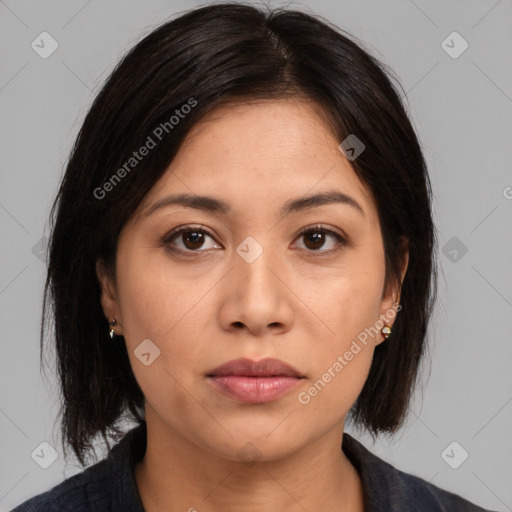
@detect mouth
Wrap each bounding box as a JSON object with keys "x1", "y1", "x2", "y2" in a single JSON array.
[{"x1": 207, "y1": 357, "x2": 305, "y2": 404}]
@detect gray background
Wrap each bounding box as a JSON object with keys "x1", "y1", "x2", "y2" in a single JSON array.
[{"x1": 1, "y1": 0, "x2": 511, "y2": 510}]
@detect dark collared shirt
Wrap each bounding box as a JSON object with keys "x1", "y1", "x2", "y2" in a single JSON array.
[{"x1": 11, "y1": 421, "x2": 496, "y2": 511}]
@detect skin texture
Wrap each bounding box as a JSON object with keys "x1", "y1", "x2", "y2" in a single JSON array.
[{"x1": 96, "y1": 99, "x2": 409, "y2": 512}]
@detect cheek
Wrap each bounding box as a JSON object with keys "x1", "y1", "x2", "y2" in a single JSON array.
[
  {"x1": 298, "y1": 320, "x2": 376, "y2": 427},
  {"x1": 114, "y1": 245, "x2": 210, "y2": 395},
  {"x1": 298, "y1": 258, "x2": 383, "y2": 412},
  {"x1": 115, "y1": 243, "x2": 200, "y2": 342},
  {"x1": 306, "y1": 256, "x2": 384, "y2": 350}
]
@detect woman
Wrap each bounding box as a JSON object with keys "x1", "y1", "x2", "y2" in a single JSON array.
[{"x1": 11, "y1": 3, "x2": 497, "y2": 511}]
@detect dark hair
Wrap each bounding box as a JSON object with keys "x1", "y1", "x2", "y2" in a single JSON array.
[{"x1": 41, "y1": 1, "x2": 438, "y2": 466}]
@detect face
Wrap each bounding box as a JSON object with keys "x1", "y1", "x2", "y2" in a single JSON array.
[{"x1": 97, "y1": 99, "x2": 408, "y2": 462}]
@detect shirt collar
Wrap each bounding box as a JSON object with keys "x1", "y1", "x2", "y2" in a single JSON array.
[{"x1": 342, "y1": 431, "x2": 407, "y2": 511}]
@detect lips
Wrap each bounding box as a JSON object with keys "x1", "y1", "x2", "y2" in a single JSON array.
[
  {"x1": 207, "y1": 357, "x2": 305, "y2": 404},
  {"x1": 208, "y1": 357, "x2": 304, "y2": 378}
]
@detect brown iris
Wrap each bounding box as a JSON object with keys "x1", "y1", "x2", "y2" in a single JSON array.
[
  {"x1": 181, "y1": 230, "x2": 205, "y2": 250},
  {"x1": 303, "y1": 230, "x2": 326, "y2": 250}
]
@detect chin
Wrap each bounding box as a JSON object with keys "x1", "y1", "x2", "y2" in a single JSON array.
[{"x1": 196, "y1": 419, "x2": 308, "y2": 463}]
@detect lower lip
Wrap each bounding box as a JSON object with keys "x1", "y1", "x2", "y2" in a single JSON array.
[{"x1": 208, "y1": 375, "x2": 302, "y2": 403}]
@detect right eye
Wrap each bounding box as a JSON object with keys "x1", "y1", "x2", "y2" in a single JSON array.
[{"x1": 162, "y1": 225, "x2": 223, "y2": 254}]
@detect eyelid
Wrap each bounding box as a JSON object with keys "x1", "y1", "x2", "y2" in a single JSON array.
[
  {"x1": 295, "y1": 223, "x2": 347, "y2": 242},
  {"x1": 161, "y1": 224, "x2": 212, "y2": 243}
]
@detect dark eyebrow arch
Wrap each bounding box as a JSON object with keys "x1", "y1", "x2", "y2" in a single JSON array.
[
  {"x1": 143, "y1": 190, "x2": 365, "y2": 218},
  {"x1": 281, "y1": 191, "x2": 365, "y2": 217}
]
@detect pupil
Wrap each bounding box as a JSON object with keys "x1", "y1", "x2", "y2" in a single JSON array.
[
  {"x1": 185, "y1": 231, "x2": 203, "y2": 249},
  {"x1": 305, "y1": 232, "x2": 324, "y2": 250}
]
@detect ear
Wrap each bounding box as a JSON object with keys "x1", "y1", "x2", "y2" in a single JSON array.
[
  {"x1": 376, "y1": 236, "x2": 409, "y2": 345},
  {"x1": 96, "y1": 258, "x2": 123, "y2": 335}
]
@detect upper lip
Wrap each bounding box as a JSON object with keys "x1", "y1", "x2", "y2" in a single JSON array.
[{"x1": 207, "y1": 357, "x2": 304, "y2": 378}]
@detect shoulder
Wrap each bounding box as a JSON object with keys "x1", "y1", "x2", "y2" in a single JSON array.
[
  {"x1": 342, "y1": 433, "x2": 498, "y2": 512},
  {"x1": 9, "y1": 454, "x2": 113, "y2": 512},
  {"x1": 10, "y1": 423, "x2": 146, "y2": 512},
  {"x1": 396, "y1": 467, "x2": 495, "y2": 511}
]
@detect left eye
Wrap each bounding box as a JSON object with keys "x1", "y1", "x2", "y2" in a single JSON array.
[{"x1": 293, "y1": 225, "x2": 346, "y2": 253}]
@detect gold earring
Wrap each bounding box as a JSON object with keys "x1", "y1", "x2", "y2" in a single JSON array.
[
  {"x1": 381, "y1": 324, "x2": 392, "y2": 339},
  {"x1": 109, "y1": 319, "x2": 117, "y2": 339}
]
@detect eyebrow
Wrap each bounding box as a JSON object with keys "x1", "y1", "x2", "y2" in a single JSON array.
[{"x1": 143, "y1": 190, "x2": 365, "y2": 218}]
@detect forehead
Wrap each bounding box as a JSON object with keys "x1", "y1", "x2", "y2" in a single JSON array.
[{"x1": 138, "y1": 99, "x2": 377, "y2": 225}]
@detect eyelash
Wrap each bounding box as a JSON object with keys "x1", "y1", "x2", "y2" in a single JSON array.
[{"x1": 162, "y1": 224, "x2": 347, "y2": 256}]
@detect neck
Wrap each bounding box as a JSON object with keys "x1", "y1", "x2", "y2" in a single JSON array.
[{"x1": 134, "y1": 408, "x2": 365, "y2": 512}]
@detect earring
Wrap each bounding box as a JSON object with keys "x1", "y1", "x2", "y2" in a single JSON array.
[
  {"x1": 109, "y1": 319, "x2": 117, "y2": 339},
  {"x1": 381, "y1": 324, "x2": 392, "y2": 339}
]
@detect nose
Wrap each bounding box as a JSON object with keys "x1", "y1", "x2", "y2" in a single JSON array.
[{"x1": 217, "y1": 240, "x2": 295, "y2": 337}]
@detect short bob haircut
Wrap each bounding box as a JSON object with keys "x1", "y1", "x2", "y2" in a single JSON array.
[{"x1": 41, "y1": 2, "x2": 438, "y2": 466}]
